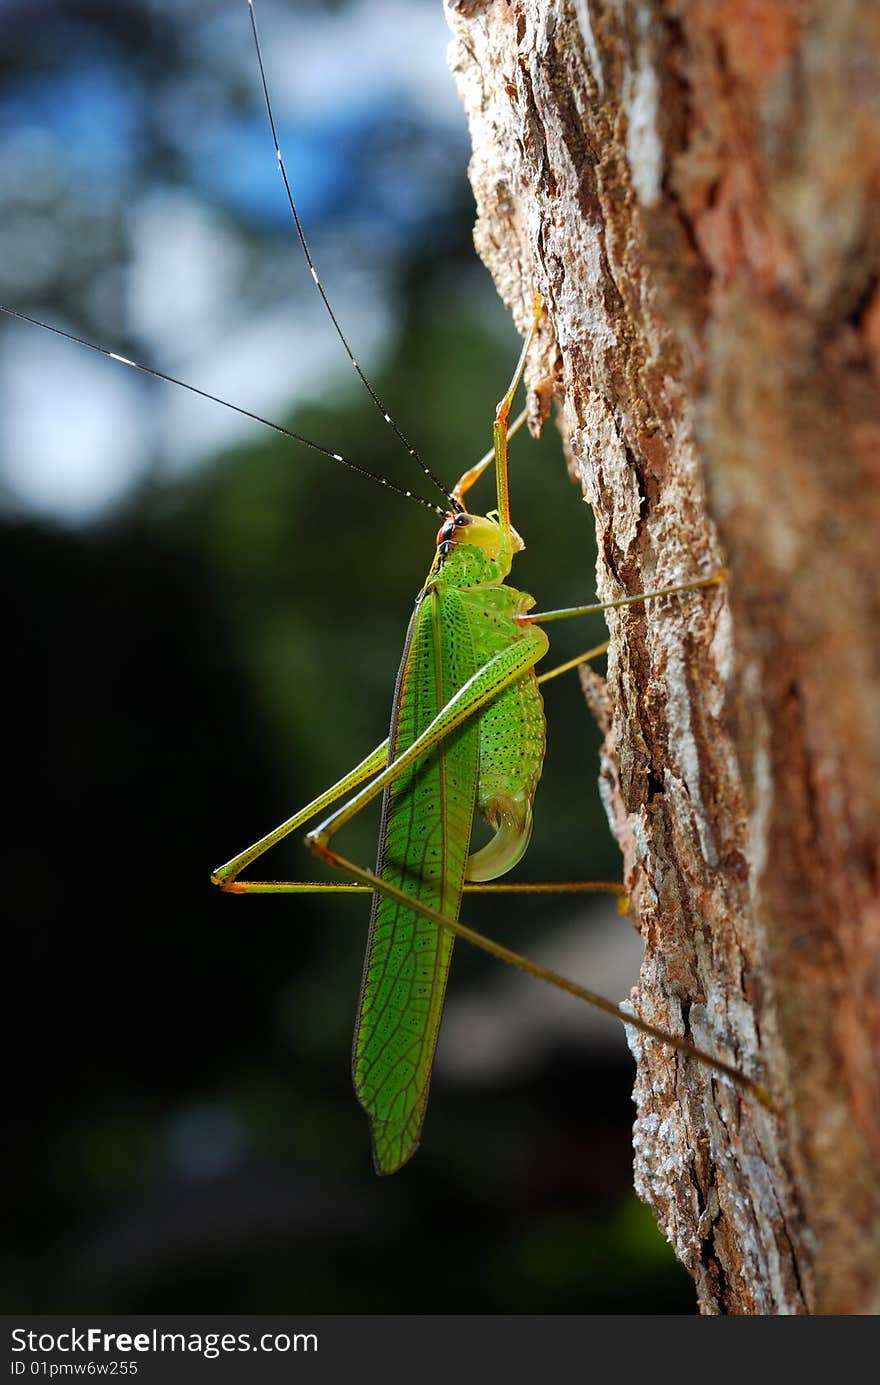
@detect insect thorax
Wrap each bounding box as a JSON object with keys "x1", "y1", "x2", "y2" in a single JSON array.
[{"x1": 431, "y1": 537, "x2": 502, "y2": 589}]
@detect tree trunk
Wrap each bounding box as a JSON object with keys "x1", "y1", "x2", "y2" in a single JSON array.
[{"x1": 446, "y1": 0, "x2": 880, "y2": 1315}]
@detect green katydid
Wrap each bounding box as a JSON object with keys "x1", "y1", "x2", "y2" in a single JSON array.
[
  {"x1": 210, "y1": 292, "x2": 771, "y2": 1172},
  {"x1": 213, "y1": 2, "x2": 770, "y2": 1174}
]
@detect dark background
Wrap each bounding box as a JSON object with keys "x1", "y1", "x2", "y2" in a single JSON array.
[{"x1": 1, "y1": 0, "x2": 694, "y2": 1312}]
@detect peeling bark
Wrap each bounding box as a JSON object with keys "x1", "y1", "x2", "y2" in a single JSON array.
[{"x1": 446, "y1": 0, "x2": 880, "y2": 1314}]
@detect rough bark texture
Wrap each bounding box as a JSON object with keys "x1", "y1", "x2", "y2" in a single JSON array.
[{"x1": 446, "y1": 0, "x2": 880, "y2": 1315}]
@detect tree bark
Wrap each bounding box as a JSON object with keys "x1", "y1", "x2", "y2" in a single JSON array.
[{"x1": 446, "y1": 0, "x2": 880, "y2": 1315}]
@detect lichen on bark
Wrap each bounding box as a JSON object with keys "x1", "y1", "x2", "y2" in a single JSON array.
[{"x1": 446, "y1": 0, "x2": 880, "y2": 1314}]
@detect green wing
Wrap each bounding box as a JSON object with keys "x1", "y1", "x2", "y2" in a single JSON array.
[{"x1": 352, "y1": 584, "x2": 479, "y2": 1174}]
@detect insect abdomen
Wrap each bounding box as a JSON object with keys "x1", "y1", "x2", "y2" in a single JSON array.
[{"x1": 459, "y1": 584, "x2": 548, "y2": 881}]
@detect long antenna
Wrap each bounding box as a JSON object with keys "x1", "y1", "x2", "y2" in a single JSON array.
[
  {"x1": 0, "y1": 306, "x2": 446, "y2": 515},
  {"x1": 246, "y1": 0, "x2": 457, "y2": 509}
]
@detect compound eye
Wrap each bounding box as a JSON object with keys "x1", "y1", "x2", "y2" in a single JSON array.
[{"x1": 455, "y1": 513, "x2": 471, "y2": 527}]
